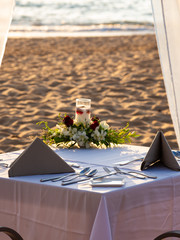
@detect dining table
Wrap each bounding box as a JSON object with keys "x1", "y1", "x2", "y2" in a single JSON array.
[{"x1": 0, "y1": 144, "x2": 180, "y2": 240}]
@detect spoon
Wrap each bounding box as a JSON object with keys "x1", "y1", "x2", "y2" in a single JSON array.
[
  {"x1": 40, "y1": 172, "x2": 77, "y2": 182},
  {"x1": 52, "y1": 167, "x2": 91, "y2": 182},
  {"x1": 40, "y1": 167, "x2": 90, "y2": 182},
  {"x1": 61, "y1": 169, "x2": 98, "y2": 185},
  {"x1": 62, "y1": 167, "x2": 91, "y2": 182}
]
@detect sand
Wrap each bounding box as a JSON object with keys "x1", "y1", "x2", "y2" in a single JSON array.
[{"x1": 0, "y1": 34, "x2": 178, "y2": 153}]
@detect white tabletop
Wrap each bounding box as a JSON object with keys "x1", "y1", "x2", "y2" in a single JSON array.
[{"x1": 0, "y1": 144, "x2": 180, "y2": 239}]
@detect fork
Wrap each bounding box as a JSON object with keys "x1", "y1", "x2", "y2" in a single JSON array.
[
  {"x1": 102, "y1": 166, "x2": 143, "y2": 179},
  {"x1": 92, "y1": 167, "x2": 118, "y2": 180},
  {"x1": 119, "y1": 167, "x2": 157, "y2": 179},
  {"x1": 116, "y1": 158, "x2": 144, "y2": 166},
  {"x1": 113, "y1": 166, "x2": 155, "y2": 179},
  {"x1": 111, "y1": 167, "x2": 146, "y2": 179}
]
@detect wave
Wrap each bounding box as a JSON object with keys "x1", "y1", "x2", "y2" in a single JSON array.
[{"x1": 9, "y1": 23, "x2": 154, "y2": 37}]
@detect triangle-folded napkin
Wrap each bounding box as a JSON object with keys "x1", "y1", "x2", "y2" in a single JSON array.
[
  {"x1": 141, "y1": 131, "x2": 180, "y2": 171},
  {"x1": 8, "y1": 137, "x2": 74, "y2": 177}
]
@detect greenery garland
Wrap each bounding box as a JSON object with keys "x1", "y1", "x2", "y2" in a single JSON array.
[{"x1": 37, "y1": 114, "x2": 139, "y2": 149}]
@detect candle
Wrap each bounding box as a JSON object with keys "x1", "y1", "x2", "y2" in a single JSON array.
[{"x1": 75, "y1": 98, "x2": 91, "y2": 123}]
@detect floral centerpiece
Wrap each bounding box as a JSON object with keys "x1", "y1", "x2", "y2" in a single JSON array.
[{"x1": 37, "y1": 114, "x2": 139, "y2": 149}]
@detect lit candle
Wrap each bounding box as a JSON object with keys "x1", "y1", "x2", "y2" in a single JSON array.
[{"x1": 75, "y1": 98, "x2": 91, "y2": 123}]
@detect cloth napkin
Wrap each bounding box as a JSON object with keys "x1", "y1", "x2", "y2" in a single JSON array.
[
  {"x1": 8, "y1": 138, "x2": 75, "y2": 177},
  {"x1": 141, "y1": 131, "x2": 180, "y2": 171}
]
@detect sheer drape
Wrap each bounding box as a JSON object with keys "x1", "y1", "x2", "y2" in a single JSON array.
[
  {"x1": 0, "y1": 0, "x2": 15, "y2": 65},
  {"x1": 151, "y1": 0, "x2": 180, "y2": 149}
]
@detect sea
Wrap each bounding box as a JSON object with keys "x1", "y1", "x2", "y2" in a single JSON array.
[{"x1": 9, "y1": 0, "x2": 154, "y2": 37}]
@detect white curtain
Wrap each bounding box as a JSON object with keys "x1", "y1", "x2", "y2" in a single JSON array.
[
  {"x1": 0, "y1": 0, "x2": 15, "y2": 65},
  {"x1": 151, "y1": 0, "x2": 180, "y2": 149}
]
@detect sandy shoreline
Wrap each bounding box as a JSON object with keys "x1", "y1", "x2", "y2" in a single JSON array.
[{"x1": 0, "y1": 34, "x2": 178, "y2": 153}]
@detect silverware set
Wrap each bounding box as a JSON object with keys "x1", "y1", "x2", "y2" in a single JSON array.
[
  {"x1": 40, "y1": 163, "x2": 157, "y2": 185},
  {"x1": 0, "y1": 154, "x2": 159, "y2": 185},
  {"x1": 40, "y1": 167, "x2": 99, "y2": 185},
  {"x1": 100, "y1": 166, "x2": 157, "y2": 179},
  {"x1": 113, "y1": 166, "x2": 157, "y2": 179},
  {"x1": 40, "y1": 167, "x2": 91, "y2": 182},
  {"x1": 103, "y1": 167, "x2": 147, "y2": 179},
  {"x1": 60, "y1": 167, "x2": 92, "y2": 183},
  {"x1": 92, "y1": 167, "x2": 145, "y2": 180}
]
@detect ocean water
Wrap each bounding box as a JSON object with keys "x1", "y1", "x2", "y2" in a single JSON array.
[{"x1": 10, "y1": 0, "x2": 154, "y2": 37}]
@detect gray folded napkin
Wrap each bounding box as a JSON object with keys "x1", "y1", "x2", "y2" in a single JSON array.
[
  {"x1": 8, "y1": 138, "x2": 75, "y2": 177},
  {"x1": 141, "y1": 131, "x2": 180, "y2": 171}
]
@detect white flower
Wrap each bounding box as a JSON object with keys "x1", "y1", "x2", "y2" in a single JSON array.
[
  {"x1": 63, "y1": 127, "x2": 77, "y2": 139},
  {"x1": 70, "y1": 127, "x2": 78, "y2": 135},
  {"x1": 56, "y1": 124, "x2": 64, "y2": 134},
  {"x1": 100, "y1": 121, "x2": 109, "y2": 130},
  {"x1": 72, "y1": 130, "x2": 88, "y2": 147},
  {"x1": 72, "y1": 133, "x2": 77, "y2": 141},
  {"x1": 73, "y1": 131, "x2": 88, "y2": 147},
  {"x1": 62, "y1": 128, "x2": 69, "y2": 136},
  {"x1": 91, "y1": 128, "x2": 107, "y2": 141}
]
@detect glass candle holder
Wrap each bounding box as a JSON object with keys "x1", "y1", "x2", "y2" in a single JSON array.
[{"x1": 75, "y1": 98, "x2": 91, "y2": 123}]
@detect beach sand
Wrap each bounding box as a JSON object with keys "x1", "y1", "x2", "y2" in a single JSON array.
[{"x1": 0, "y1": 34, "x2": 178, "y2": 153}]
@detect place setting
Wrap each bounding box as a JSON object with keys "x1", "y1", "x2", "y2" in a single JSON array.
[{"x1": 111, "y1": 131, "x2": 180, "y2": 182}]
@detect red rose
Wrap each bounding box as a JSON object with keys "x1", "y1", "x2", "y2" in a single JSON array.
[
  {"x1": 91, "y1": 116, "x2": 99, "y2": 122},
  {"x1": 90, "y1": 120, "x2": 99, "y2": 130},
  {"x1": 63, "y1": 115, "x2": 73, "y2": 127}
]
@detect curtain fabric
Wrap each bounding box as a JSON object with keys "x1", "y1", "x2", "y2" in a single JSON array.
[
  {"x1": 151, "y1": 0, "x2": 180, "y2": 148},
  {"x1": 0, "y1": 0, "x2": 15, "y2": 65}
]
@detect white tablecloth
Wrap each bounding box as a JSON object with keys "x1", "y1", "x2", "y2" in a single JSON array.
[{"x1": 0, "y1": 145, "x2": 180, "y2": 240}]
